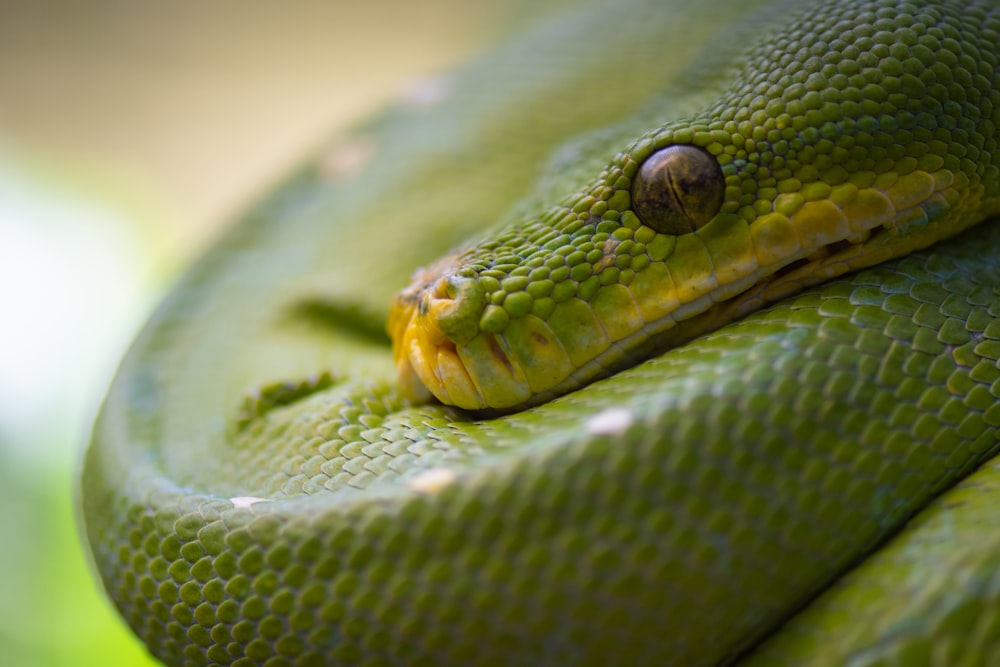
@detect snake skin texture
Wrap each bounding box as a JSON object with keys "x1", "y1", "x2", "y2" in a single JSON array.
[{"x1": 83, "y1": 0, "x2": 1000, "y2": 665}]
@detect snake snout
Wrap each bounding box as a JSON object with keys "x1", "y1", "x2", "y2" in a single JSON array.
[{"x1": 389, "y1": 266, "x2": 501, "y2": 410}]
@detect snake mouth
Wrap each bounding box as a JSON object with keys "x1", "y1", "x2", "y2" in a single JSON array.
[
  {"x1": 390, "y1": 228, "x2": 882, "y2": 412},
  {"x1": 389, "y1": 225, "x2": 888, "y2": 412},
  {"x1": 390, "y1": 166, "x2": 973, "y2": 412}
]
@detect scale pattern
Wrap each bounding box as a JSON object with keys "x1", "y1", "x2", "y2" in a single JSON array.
[
  {"x1": 82, "y1": 0, "x2": 1000, "y2": 665},
  {"x1": 87, "y1": 226, "x2": 1000, "y2": 666}
]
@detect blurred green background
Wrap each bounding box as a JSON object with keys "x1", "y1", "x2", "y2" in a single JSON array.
[{"x1": 0, "y1": 1, "x2": 569, "y2": 664}]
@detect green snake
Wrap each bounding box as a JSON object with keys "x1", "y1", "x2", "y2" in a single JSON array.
[{"x1": 82, "y1": 0, "x2": 1000, "y2": 664}]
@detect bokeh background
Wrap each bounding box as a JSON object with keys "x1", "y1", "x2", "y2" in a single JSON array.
[{"x1": 0, "y1": 1, "x2": 572, "y2": 664}]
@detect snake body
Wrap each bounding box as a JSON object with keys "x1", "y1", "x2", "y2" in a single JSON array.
[{"x1": 83, "y1": 1, "x2": 1000, "y2": 665}]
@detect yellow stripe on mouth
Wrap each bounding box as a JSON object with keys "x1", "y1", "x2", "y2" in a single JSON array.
[{"x1": 390, "y1": 166, "x2": 987, "y2": 412}]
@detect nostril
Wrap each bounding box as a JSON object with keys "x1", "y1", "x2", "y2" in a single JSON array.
[
  {"x1": 431, "y1": 276, "x2": 486, "y2": 344},
  {"x1": 431, "y1": 276, "x2": 452, "y2": 299}
]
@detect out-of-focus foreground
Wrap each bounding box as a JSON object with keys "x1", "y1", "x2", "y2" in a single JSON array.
[{"x1": 0, "y1": 1, "x2": 558, "y2": 664}]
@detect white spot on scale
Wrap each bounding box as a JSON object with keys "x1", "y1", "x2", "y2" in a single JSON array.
[
  {"x1": 585, "y1": 407, "x2": 634, "y2": 436},
  {"x1": 409, "y1": 467, "x2": 457, "y2": 494},
  {"x1": 230, "y1": 496, "x2": 268, "y2": 508}
]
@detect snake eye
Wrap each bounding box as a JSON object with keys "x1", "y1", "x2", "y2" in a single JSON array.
[{"x1": 631, "y1": 145, "x2": 724, "y2": 235}]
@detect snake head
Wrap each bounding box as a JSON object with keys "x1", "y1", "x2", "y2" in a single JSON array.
[
  {"x1": 390, "y1": 134, "x2": 970, "y2": 412},
  {"x1": 390, "y1": 6, "x2": 991, "y2": 413}
]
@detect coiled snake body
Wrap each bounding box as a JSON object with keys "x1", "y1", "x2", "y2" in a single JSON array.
[{"x1": 83, "y1": 0, "x2": 1000, "y2": 664}]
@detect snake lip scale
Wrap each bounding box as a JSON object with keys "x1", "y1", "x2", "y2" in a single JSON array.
[{"x1": 83, "y1": 1, "x2": 1000, "y2": 666}]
